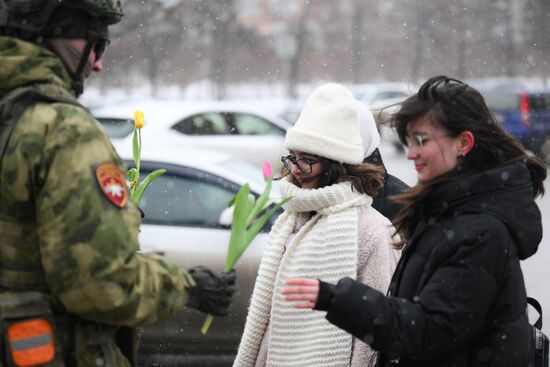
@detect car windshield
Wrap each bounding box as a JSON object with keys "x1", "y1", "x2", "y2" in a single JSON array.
[{"x1": 97, "y1": 117, "x2": 135, "y2": 138}]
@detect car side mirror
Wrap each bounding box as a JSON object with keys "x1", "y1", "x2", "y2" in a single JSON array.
[{"x1": 218, "y1": 207, "x2": 234, "y2": 226}]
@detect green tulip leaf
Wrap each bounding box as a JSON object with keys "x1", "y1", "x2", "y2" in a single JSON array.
[
  {"x1": 133, "y1": 168, "x2": 166, "y2": 205},
  {"x1": 246, "y1": 178, "x2": 272, "y2": 226},
  {"x1": 240, "y1": 196, "x2": 292, "y2": 257},
  {"x1": 225, "y1": 183, "x2": 251, "y2": 271}
]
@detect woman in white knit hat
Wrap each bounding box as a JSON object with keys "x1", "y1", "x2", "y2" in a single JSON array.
[{"x1": 233, "y1": 83, "x2": 399, "y2": 367}]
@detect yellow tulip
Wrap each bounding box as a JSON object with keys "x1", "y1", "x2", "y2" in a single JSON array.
[{"x1": 134, "y1": 110, "x2": 144, "y2": 129}]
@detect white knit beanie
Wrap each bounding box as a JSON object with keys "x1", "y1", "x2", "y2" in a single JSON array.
[
  {"x1": 356, "y1": 100, "x2": 381, "y2": 158},
  {"x1": 284, "y1": 83, "x2": 364, "y2": 164}
]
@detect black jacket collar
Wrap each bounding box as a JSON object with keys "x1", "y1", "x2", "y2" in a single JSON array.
[{"x1": 421, "y1": 162, "x2": 541, "y2": 260}]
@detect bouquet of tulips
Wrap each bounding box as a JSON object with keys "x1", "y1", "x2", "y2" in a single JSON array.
[
  {"x1": 201, "y1": 162, "x2": 292, "y2": 334},
  {"x1": 127, "y1": 110, "x2": 166, "y2": 205}
]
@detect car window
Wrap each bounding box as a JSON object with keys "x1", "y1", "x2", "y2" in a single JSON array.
[
  {"x1": 351, "y1": 91, "x2": 367, "y2": 100},
  {"x1": 140, "y1": 173, "x2": 235, "y2": 227},
  {"x1": 350, "y1": 88, "x2": 375, "y2": 101},
  {"x1": 172, "y1": 113, "x2": 231, "y2": 135},
  {"x1": 479, "y1": 92, "x2": 519, "y2": 110},
  {"x1": 96, "y1": 117, "x2": 134, "y2": 138},
  {"x1": 233, "y1": 113, "x2": 285, "y2": 136},
  {"x1": 529, "y1": 93, "x2": 550, "y2": 110}
]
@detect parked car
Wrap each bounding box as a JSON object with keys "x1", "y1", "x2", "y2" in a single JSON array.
[
  {"x1": 91, "y1": 99, "x2": 292, "y2": 168},
  {"x1": 351, "y1": 83, "x2": 412, "y2": 152},
  {"x1": 123, "y1": 148, "x2": 281, "y2": 364},
  {"x1": 468, "y1": 78, "x2": 550, "y2": 163},
  {"x1": 348, "y1": 82, "x2": 411, "y2": 112},
  {"x1": 280, "y1": 95, "x2": 308, "y2": 124}
]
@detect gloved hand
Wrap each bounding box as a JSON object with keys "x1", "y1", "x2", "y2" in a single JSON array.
[
  {"x1": 186, "y1": 266, "x2": 237, "y2": 317},
  {"x1": 313, "y1": 280, "x2": 336, "y2": 311}
]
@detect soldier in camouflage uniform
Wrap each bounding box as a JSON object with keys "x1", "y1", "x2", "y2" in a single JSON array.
[{"x1": 0, "y1": 1, "x2": 236, "y2": 366}]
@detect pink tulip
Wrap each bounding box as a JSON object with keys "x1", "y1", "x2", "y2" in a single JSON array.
[{"x1": 263, "y1": 161, "x2": 273, "y2": 181}]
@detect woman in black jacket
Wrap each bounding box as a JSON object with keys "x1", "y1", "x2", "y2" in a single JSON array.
[{"x1": 282, "y1": 76, "x2": 547, "y2": 367}]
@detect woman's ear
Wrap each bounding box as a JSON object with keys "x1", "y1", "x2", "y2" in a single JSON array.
[{"x1": 458, "y1": 131, "x2": 475, "y2": 156}]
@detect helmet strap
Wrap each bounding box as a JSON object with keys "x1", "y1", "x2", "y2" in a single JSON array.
[{"x1": 71, "y1": 18, "x2": 101, "y2": 96}]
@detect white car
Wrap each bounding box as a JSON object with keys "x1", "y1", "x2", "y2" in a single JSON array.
[
  {"x1": 349, "y1": 82, "x2": 411, "y2": 112},
  {"x1": 124, "y1": 148, "x2": 281, "y2": 362},
  {"x1": 91, "y1": 98, "x2": 292, "y2": 168}
]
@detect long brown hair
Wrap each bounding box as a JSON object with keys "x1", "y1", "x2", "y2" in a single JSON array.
[
  {"x1": 280, "y1": 158, "x2": 385, "y2": 197},
  {"x1": 390, "y1": 76, "x2": 547, "y2": 247}
]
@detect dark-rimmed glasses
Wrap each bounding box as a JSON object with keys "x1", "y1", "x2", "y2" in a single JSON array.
[{"x1": 281, "y1": 155, "x2": 322, "y2": 174}]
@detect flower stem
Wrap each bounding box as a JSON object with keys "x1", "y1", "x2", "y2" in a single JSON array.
[{"x1": 201, "y1": 314, "x2": 214, "y2": 335}]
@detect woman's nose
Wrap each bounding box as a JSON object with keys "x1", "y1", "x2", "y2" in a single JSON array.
[
  {"x1": 406, "y1": 146, "x2": 419, "y2": 160},
  {"x1": 290, "y1": 164, "x2": 301, "y2": 175}
]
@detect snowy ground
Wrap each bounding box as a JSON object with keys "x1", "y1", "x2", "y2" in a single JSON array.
[{"x1": 380, "y1": 141, "x2": 550, "y2": 332}]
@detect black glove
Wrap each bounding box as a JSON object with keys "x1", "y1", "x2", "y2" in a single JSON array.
[
  {"x1": 186, "y1": 266, "x2": 237, "y2": 317},
  {"x1": 313, "y1": 280, "x2": 336, "y2": 311}
]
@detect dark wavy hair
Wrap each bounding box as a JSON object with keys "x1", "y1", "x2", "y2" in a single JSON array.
[
  {"x1": 279, "y1": 158, "x2": 385, "y2": 197},
  {"x1": 390, "y1": 76, "x2": 547, "y2": 246}
]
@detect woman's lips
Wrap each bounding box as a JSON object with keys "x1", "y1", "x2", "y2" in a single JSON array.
[{"x1": 415, "y1": 163, "x2": 426, "y2": 172}]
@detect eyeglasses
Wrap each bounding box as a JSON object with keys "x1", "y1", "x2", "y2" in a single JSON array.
[
  {"x1": 405, "y1": 132, "x2": 451, "y2": 152},
  {"x1": 281, "y1": 155, "x2": 322, "y2": 174},
  {"x1": 94, "y1": 38, "x2": 110, "y2": 60}
]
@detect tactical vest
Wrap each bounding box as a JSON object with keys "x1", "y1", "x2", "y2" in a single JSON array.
[
  {"x1": 0, "y1": 86, "x2": 138, "y2": 367},
  {"x1": 0, "y1": 84, "x2": 82, "y2": 292}
]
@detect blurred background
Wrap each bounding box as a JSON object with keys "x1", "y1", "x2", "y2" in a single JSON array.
[{"x1": 83, "y1": 0, "x2": 550, "y2": 102}]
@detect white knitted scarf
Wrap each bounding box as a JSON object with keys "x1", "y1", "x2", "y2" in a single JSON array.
[{"x1": 234, "y1": 179, "x2": 370, "y2": 367}]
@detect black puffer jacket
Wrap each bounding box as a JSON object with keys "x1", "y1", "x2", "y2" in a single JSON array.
[{"x1": 323, "y1": 162, "x2": 542, "y2": 367}]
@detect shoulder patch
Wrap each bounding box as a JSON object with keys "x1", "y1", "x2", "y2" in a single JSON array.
[{"x1": 96, "y1": 163, "x2": 128, "y2": 208}]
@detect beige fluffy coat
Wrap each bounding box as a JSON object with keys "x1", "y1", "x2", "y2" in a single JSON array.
[{"x1": 234, "y1": 180, "x2": 399, "y2": 367}]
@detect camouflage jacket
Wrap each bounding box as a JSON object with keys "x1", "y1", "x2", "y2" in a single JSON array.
[{"x1": 0, "y1": 36, "x2": 193, "y2": 365}]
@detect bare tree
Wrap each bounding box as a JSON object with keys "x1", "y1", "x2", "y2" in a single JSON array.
[
  {"x1": 451, "y1": 0, "x2": 468, "y2": 79},
  {"x1": 410, "y1": 0, "x2": 431, "y2": 79},
  {"x1": 89, "y1": 0, "x2": 549, "y2": 97},
  {"x1": 523, "y1": 0, "x2": 550, "y2": 80},
  {"x1": 286, "y1": 0, "x2": 312, "y2": 98},
  {"x1": 502, "y1": 0, "x2": 517, "y2": 76},
  {"x1": 350, "y1": 0, "x2": 368, "y2": 83}
]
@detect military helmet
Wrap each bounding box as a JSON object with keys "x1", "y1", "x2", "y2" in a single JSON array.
[{"x1": 0, "y1": 0, "x2": 123, "y2": 36}]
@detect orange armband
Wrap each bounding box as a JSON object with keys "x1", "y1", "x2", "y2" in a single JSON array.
[
  {"x1": 7, "y1": 318, "x2": 55, "y2": 366},
  {"x1": 0, "y1": 292, "x2": 62, "y2": 367}
]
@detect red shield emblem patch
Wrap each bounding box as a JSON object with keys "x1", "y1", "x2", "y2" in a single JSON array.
[{"x1": 96, "y1": 163, "x2": 128, "y2": 208}]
